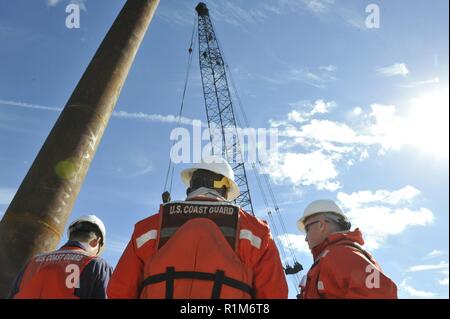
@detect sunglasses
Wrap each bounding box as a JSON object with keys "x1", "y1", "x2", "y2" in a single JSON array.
[{"x1": 304, "y1": 220, "x2": 321, "y2": 233}]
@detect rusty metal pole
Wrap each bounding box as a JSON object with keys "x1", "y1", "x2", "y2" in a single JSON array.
[{"x1": 0, "y1": 0, "x2": 159, "y2": 297}]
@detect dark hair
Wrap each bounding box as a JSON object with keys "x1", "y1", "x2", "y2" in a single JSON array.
[
  {"x1": 323, "y1": 213, "x2": 351, "y2": 231},
  {"x1": 334, "y1": 220, "x2": 352, "y2": 231},
  {"x1": 68, "y1": 222, "x2": 103, "y2": 245}
]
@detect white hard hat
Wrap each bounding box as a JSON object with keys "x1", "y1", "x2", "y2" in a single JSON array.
[
  {"x1": 67, "y1": 215, "x2": 106, "y2": 250},
  {"x1": 180, "y1": 156, "x2": 240, "y2": 201},
  {"x1": 297, "y1": 199, "x2": 348, "y2": 233}
]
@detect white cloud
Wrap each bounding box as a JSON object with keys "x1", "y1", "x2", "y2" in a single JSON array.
[
  {"x1": 273, "y1": 89, "x2": 448, "y2": 164},
  {"x1": 289, "y1": 0, "x2": 368, "y2": 30},
  {"x1": 0, "y1": 99, "x2": 61, "y2": 112},
  {"x1": 275, "y1": 104, "x2": 366, "y2": 150},
  {"x1": 286, "y1": 99, "x2": 336, "y2": 123},
  {"x1": 158, "y1": 0, "x2": 365, "y2": 32},
  {"x1": 47, "y1": 0, "x2": 62, "y2": 6},
  {"x1": 337, "y1": 186, "x2": 434, "y2": 250},
  {"x1": 400, "y1": 77, "x2": 440, "y2": 88},
  {"x1": 262, "y1": 66, "x2": 337, "y2": 88},
  {"x1": 348, "y1": 207, "x2": 433, "y2": 250},
  {"x1": 359, "y1": 149, "x2": 369, "y2": 161},
  {"x1": 350, "y1": 106, "x2": 363, "y2": 117},
  {"x1": 338, "y1": 7, "x2": 366, "y2": 29},
  {"x1": 438, "y1": 277, "x2": 449, "y2": 286},
  {"x1": 268, "y1": 89, "x2": 448, "y2": 193},
  {"x1": 289, "y1": 68, "x2": 336, "y2": 88},
  {"x1": 47, "y1": 0, "x2": 87, "y2": 11},
  {"x1": 0, "y1": 99, "x2": 199, "y2": 126},
  {"x1": 164, "y1": 11, "x2": 193, "y2": 26},
  {"x1": 299, "y1": 120, "x2": 360, "y2": 144},
  {"x1": 364, "y1": 104, "x2": 405, "y2": 150},
  {"x1": 319, "y1": 65, "x2": 337, "y2": 72},
  {"x1": 287, "y1": 110, "x2": 308, "y2": 123},
  {"x1": 206, "y1": 2, "x2": 266, "y2": 28},
  {"x1": 196, "y1": 1, "x2": 332, "y2": 28},
  {"x1": 363, "y1": 90, "x2": 449, "y2": 158},
  {"x1": 426, "y1": 250, "x2": 448, "y2": 259},
  {"x1": 376, "y1": 63, "x2": 409, "y2": 77},
  {"x1": 407, "y1": 261, "x2": 449, "y2": 272},
  {"x1": 405, "y1": 89, "x2": 449, "y2": 158},
  {"x1": 268, "y1": 99, "x2": 369, "y2": 191},
  {"x1": 0, "y1": 188, "x2": 16, "y2": 205},
  {"x1": 70, "y1": 0, "x2": 87, "y2": 11},
  {"x1": 277, "y1": 233, "x2": 310, "y2": 254},
  {"x1": 218, "y1": 0, "x2": 336, "y2": 24},
  {"x1": 311, "y1": 99, "x2": 334, "y2": 114},
  {"x1": 158, "y1": 0, "x2": 335, "y2": 29},
  {"x1": 269, "y1": 151, "x2": 341, "y2": 191},
  {"x1": 400, "y1": 279, "x2": 436, "y2": 298},
  {"x1": 112, "y1": 110, "x2": 198, "y2": 126},
  {"x1": 338, "y1": 186, "x2": 421, "y2": 210},
  {"x1": 318, "y1": 141, "x2": 354, "y2": 155},
  {"x1": 130, "y1": 164, "x2": 153, "y2": 177},
  {"x1": 301, "y1": 0, "x2": 335, "y2": 14}
]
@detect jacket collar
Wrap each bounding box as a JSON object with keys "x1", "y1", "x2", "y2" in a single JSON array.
[
  {"x1": 60, "y1": 240, "x2": 88, "y2": 252},
  {"x1": 311, "y1": 228, "x2": 365, "y2": 260},
  {"x1": 186, "y1": 187, "x2": 227, "y2": 201}
]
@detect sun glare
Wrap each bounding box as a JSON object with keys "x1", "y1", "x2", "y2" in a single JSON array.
[{"x1": 403, "y1": 89, "x2": 449, "y2": 159}]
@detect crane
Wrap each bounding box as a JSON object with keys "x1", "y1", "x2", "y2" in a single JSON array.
[
  {"x1": 195, "y1": 2, "x2": 254, "y2": 215},
  {"x1": 163, "y1": 2, "x2": 303, "y2": 295}
]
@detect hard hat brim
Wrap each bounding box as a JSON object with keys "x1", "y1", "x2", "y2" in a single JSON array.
[
  {"x1": 297, "y1": 217, "x2": 307, "y2": 233},
  {"x1": 297, "y1": 211, "x2": 348, "y2": 233},
  {"x1": 296, "y1": 212, "x2": 325, "y2": 233}
]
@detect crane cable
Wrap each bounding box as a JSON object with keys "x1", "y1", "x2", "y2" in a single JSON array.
[
  {"x1": 233, "y1": 119, "x2": 289, "y2": 264},
  {"x1": 163, "y1": 16, "x2": 197, "y2": 193},
  {"x1": 212, "y1": 20, "x2": 303, "y2": 290},
  {"x1": 233, "y1": 106, "x2": 300, "y2": 291},
  {"x1": 251, "y1": 165, "x2": 301, "y2": 292},
  {"x1": 262, "y1": 168, "x2": 302, "y2": 266},
  {"x1": 225, "y1": 62, "x2": 303, "y2": 287},
  {"x1": 232, "y1": 91, "x2": 301, "y2": 291}
]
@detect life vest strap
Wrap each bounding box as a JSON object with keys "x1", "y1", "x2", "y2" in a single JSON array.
[{"x1": 140, "y1": 267, "x2": 254, "y2": 299}]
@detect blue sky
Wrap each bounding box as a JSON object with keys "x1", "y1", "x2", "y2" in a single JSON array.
[{"x1": 0, "y1": 0, "x2": 448, "y2": 299}]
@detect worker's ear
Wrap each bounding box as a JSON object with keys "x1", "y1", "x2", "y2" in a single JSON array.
[
  {"x1": 88, "y1": 237, "x2": 100, "y2": 249},
  {"x1": 221, "y1": 186, "x2": 228, "y2": 199},
  {"x1": 319, "y1": 220, "x2": 327, "y2": 233}
]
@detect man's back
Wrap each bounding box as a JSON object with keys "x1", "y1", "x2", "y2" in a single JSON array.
[
  {"x1": 10, "y1": 242, "x2": 112, "y2": 299},
  {"x1": 107, "y1": 197, "x2": 288, "y2": 299}
]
